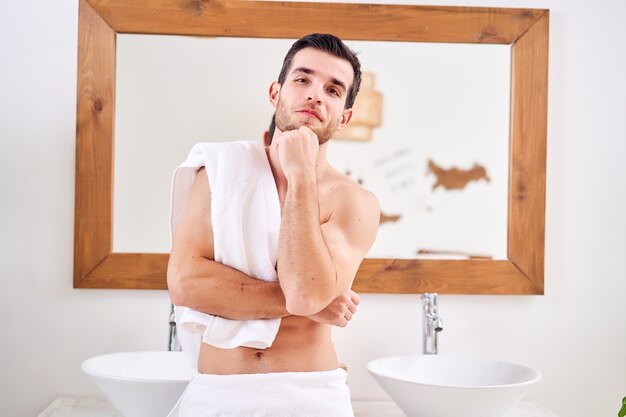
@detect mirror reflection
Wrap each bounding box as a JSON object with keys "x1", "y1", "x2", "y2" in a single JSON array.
[{"x1": 113, "y1": 35, "x2": 510, "y2": 260}]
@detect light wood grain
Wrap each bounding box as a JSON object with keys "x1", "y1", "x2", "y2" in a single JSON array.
[
  {"x1": 74, "y1": 0, "x2": 116, "y2": 287},
  {"x1": 86, "y1": 1, "x2": 544, "y2": 44},
  {"x1": 508, "y1": 13, "x2": 549, "y2": 293},
  {"x1": 353, "y1": 259, "x2": 536, "y2": 294}
]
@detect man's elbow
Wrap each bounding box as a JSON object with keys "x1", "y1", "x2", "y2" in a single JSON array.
[
  {"x1": 282, "y1": 271, "x2": 339, "y2": 316},
  {"x1": 167, "y1": 265, "x2": 188, "y2": 306},
  {"x1": 168, "y1": 285, "x2": 186, "y2": 307},
  {"x1": 284, "y1": 293, "x2": 330, "y2": 317},
  {"x1": 285, "y1": 298, "x2": 321, "y2": 317}
]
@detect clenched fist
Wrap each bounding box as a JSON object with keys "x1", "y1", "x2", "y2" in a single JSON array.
[
  {"x1": 307, "y1": 289, "x2": 361, "y2": 328},
  {"x1": 273, "y1": 126, "x2": 319, "y2": 180}
]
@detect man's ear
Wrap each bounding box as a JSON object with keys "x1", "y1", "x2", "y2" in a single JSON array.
[
  {"x1": 335, "y1": 108, "x2": 353, "y2": 131},
  {"x1": 269, "y1": 82, "x2": 281, "y2": 108}
]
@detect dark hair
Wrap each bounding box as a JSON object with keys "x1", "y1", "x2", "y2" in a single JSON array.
[
  {"x1": 277, "y1": 33, "x2": 361, "y2": 109},
  {"x1": 268, "y1": 112, "x2": 276, "y2": 143}
]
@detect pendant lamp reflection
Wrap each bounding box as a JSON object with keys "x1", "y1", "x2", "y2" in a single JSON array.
[{"x1": 334, "y1": 72, "x2": 383, "y2": 142}]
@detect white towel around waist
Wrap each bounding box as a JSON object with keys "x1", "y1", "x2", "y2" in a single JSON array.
[
  {"x1": 167, "y1": 368, "x2": 354, "y2": 417},
  {"x1": 169, "y1": 141, "x2": 281, "y2": 369}
]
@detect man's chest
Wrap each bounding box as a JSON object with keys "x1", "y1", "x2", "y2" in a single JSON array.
[{"x1": 276, "y1": 180, "x2": 346, "y2": 224}]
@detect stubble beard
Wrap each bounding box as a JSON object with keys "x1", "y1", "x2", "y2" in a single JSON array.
[{"x1": 274, "y1": 99, "x2": 338, "y2": 145}]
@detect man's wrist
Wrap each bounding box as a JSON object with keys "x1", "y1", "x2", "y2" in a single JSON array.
[{"x1": 286, "y1": 172, "x2": 317, "y2": 189}]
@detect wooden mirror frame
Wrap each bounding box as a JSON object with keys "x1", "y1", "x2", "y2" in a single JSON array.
[{"x1": 74, "y1": 0, "x2": 548, "y2": 294}]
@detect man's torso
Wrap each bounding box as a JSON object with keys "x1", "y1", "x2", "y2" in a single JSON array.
[{"x1": 197, "y1": 167, "x2": 359, "y2": 375}]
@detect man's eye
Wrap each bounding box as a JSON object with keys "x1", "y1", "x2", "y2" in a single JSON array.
[
  {"x1": 328, "y1": 88, "x2": 340, "y2": 96},
  {"x1": 295, "y1": 78, "x2": 307, "y2": 83}
]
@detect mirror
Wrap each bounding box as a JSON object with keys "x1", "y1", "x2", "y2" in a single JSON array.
[
  {"x1": 113, "y1": 35, "x2": 511, "y2": 260},
  {"x1": 75, "y1": 0, "x2": 548, "y2": 294}
]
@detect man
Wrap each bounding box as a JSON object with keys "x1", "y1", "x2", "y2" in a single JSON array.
[{"x1": 167, "y1": 33, "x2": 380, "y2": 416}]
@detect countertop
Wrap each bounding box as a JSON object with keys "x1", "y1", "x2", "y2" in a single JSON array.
[{"x1": 40, "y1": 397, "x2": 559, "y2": 417}]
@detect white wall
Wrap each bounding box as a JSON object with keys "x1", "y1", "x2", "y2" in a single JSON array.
[{"x1": 1, "y1": 1, "x2": 625, "y2": 416}]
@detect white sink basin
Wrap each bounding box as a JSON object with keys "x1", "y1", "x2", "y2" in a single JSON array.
[
  {"x1": 367, "y1": 355, "x2": 541, "y2": 417},
  {"x1": 82, "y1": 351, "x2": 194, "y2": 417}
]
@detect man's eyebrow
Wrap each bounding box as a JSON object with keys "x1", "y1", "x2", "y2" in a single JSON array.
[{"x1": 292, "y1": 67, "x2": 347, "y2": 92}]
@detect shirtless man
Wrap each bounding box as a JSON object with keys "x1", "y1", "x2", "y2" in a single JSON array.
[{"x1": 167, "y1": 33, "x2": 380, "y2": 416}]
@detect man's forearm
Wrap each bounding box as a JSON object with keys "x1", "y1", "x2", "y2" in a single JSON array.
[
  {"x1": 168, "y1": 257, "x2": 289, "y2": 320},
  {"x1": 277, "y1": 176, "x2": 337, "y2": 315}
]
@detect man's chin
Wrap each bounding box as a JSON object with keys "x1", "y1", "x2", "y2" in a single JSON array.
[
  {"x1": 278, "y1": 121, "x2": 334, "y2": 144},
  {"x1": 280, "y1": 123, "x2": 301, "y2": 133},
  {"x1": 283, "y1": 120, "x2": 317, "y2": 131}
]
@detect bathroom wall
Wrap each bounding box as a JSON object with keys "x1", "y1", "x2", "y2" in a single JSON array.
[{"x1": 1, "y1": 1, "x2": 625, "y2": 416}]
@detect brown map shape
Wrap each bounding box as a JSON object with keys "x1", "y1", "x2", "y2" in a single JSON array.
[
  {"x1": 427, "y1": 159, "x2": 490, "y2": 191},
  {"x1": 380, "y1": 212, "x2": 401, "y2": 225}
]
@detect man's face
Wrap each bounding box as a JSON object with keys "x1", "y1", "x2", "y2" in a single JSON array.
[{"x1": 270, "y1": 48, "x2": 354, "y2": 144}]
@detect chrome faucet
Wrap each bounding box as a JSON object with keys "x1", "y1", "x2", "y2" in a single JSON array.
[
  {"x1": 422, "y1": 293, "x2": 443, "y2": 354},
  {"x1": 168, "y1": 304, "x2": 181, "y2": 351}
]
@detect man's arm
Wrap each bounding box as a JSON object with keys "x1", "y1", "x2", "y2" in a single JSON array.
[
  {"x1": 167, "y1": 167, "x2": 289, "y2": 320},
  {"x1": 276, "y1": 128, "x2": 380, "y2": 316}
]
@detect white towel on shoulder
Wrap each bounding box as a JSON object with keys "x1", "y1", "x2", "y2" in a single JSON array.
[{"x1": 169, "y1": 140, "x2": 281, "y2": 370}]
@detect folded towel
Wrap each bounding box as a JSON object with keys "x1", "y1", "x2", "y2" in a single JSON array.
[
  {"x1": 167, "y1": 368, "x2": 354, "y2": 417},
  {"x1": 169, "y1": 141, "x2": 282, "y2": 369}
]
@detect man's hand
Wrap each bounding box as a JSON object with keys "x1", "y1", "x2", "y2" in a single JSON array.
[
  {"x1": 307, "y1": 289, "x2": 360, "y2": 327},
  {"x1": 275, "y1": 126, "x2": 319, "y2": 179}
]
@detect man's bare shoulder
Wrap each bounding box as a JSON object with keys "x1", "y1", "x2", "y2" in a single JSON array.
[
  {"x1": 324, "y1": 169, "x2": 380, "y2": 217},
  {"x1": 321, "y1": 169, "x2": 380, "y2": 259}
]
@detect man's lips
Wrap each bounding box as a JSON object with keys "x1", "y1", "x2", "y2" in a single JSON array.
[{"x1": 296, "y1": 109, "x2": 322, "y2": 121}]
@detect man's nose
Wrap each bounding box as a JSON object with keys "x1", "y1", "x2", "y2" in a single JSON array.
[{"x1": 306, "y1": 84, "x2": 323, "y2": 104}]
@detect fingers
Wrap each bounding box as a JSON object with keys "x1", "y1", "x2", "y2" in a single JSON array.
[
  {"x1": 346, "y1": 289, "x2": 360, "y2": 315},
  {"x1": 275, "y1": 128, "x2": 319, "y2": 176},
  {"x1": 343, "y1": 297, "x2": 356, "y2": 325},
  {"x1": 278, "y1": 126, "x2": 317, "y2": 143},
  {"x1": 347, "y1": 301, "x2": 357, "y2": 315},
  {"x1": 344, "y1": 310, "x2": 353, "y2": 321},
  {"x1": 314, "y1": 290, "x2": 361, "y2": 327},
  {"x1": 338, "y1": 307, "x2": 353, "y2": 328},
  {"x1": 298, "y1": 126, "x2": 314, "y2": 134},
  {"x1": 342, "y1": 289, "x2": 361, "y2": 321},
  {"x1": 348, "y1": 289, "x2": 361, "y2": 305},
  {"x1": 337, "y1": 312, "x2": 349, "y2": 328}
]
